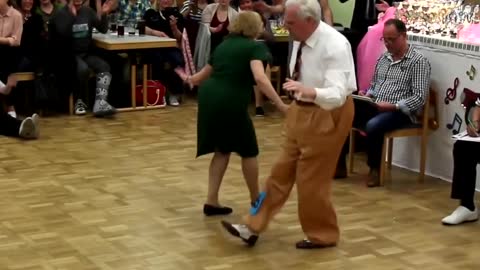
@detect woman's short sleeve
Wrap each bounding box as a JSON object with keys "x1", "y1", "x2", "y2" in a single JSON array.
[{"x1": 251, "y1": 41, "x2": 272, "y2": 63}]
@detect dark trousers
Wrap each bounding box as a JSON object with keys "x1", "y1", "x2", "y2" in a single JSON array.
[
  {"x1": 0, "y1": 109, "x2": 21, "y2": 137},
  {"x1": 75, "y1": 54, "x2": 110, "y2": 101},
  {"x1": 338, "y1": 99, "x2": 412, "y2": 169},
  {"x1": 149, "y1": 48, "x2": 185, "y2": 95},
  {"x1": 451, "y1": 140, "x2": 480, "y2": 202},
  {"x1": 0, "y1": 45, "x2": 21, "y2": 107}
]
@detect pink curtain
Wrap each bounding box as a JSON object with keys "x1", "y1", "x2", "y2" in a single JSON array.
[
  {"x1": 458, "y1": 23, "x2": 480, "y2": 45},
  {"x1": 356, "y1": 7, "x2": 396, "y2": 93}
]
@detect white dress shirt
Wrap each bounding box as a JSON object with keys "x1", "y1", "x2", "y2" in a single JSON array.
[{"x1": 289, "y1": 21, "x2": 357, "y2": 110}]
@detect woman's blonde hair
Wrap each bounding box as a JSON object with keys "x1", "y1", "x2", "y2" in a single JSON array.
[{"x1": 228, "y1": 11, "x2": 264, "y2": 39}]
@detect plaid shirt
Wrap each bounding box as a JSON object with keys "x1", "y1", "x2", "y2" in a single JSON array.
[
  {"x1": 367, "y1": 45, "x2": 431, "y2": 119},
  {"x1": 117, "y1": 0, "x2": 152, "y2": 22}
]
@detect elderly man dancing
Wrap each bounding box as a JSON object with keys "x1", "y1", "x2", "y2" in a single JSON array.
[{"x1": 221, "y1": 0, "x2": 356, "y2": 249}]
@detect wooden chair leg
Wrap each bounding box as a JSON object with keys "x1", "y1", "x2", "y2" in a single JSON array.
[
  {"x1": 419, "y1": 135, "x2": 427, "y2": 183},
  {"x1": 348, "y1": 130, "x2": 355, "y2": 173},
  {"x1": 379, "y1": 136, "x2": 388, "y2": 186},
  {"x1": 387, "y1": 138, "x2": 393, "y2": 169},
  {"x1": 69, "y1": 94, "x2": 74, "y2": 115},
  {"x1": 275, "y1": 67, "x2": 281, "y2": 94}
]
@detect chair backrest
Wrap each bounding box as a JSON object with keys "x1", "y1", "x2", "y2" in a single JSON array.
[{"x1": 417, "y1": 87, "x2": 439, "y2": 136}]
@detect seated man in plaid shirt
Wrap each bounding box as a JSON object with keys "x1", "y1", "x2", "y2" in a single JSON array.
[{"x1": 336, "y1": 19, "x2": 431, "y2": 187}]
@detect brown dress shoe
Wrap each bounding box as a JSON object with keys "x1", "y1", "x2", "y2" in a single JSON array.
[
  {"x1": 295, "y1": 239, "x2": 336, "y2": 249},
  {"x1": 334, "y1": 159, "x2": 347, "y2": 179},
  {"x1": 367, "y1": 169, "x2": 380, "y2": 187}
]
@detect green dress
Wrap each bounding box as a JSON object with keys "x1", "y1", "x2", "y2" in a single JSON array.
[{"x1": 196, "y1": 35, "x2": 271, "y2": 158}]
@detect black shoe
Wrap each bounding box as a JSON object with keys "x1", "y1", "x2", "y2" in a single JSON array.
[
  {"x1": 255, "y1": 107, "x2": 265, "y2": 117},
  {"x1": 203, "y1": 204, "x2": 233, "y2": 216},
  {"x1": 334, "y1": 160, "x2": 347, "y2": 179}
]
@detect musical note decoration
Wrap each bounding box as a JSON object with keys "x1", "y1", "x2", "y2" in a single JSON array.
[
  {"x1": 466, "y1": 65, "x2": 476, "y2": 81},
  {"x1": 446, "y1": 113, "x2": 463, "y2": 135},
  {"x1": 444, "y1": 77, "x2": 459, "y2": 104}
]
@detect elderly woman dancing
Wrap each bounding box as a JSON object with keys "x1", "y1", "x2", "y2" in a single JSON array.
[{"x1": 186, "y1": 11, "x2": 288, "y2": 216}]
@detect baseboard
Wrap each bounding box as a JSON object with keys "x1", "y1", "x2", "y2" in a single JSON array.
[{"x1": 391, "y1": 162, "x2": 480, "y2": 192}]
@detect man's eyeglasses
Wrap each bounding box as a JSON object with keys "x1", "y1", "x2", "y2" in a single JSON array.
[{"x1": 380, "y1": 35, "x2": 401, "y2": 44}]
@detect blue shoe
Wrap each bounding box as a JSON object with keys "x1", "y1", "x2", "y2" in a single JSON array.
[{"x1": 250, "y1": 191, "x2": 266, "y2": 215}]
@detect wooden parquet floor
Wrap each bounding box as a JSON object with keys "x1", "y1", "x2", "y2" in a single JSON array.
[{"x1": 0, "y1": 101, "x2": 478, "y2": 270}]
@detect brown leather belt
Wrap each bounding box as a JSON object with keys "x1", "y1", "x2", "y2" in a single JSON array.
[{"x1": 295, "y1": 100, "x2": 316, "y2": 106}]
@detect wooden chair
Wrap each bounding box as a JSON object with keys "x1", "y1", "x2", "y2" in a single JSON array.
[
  {"x1": 14, "y1": 72, "x2": 35, "y2": 82},
  {"x1": 270, "y1": 66, "x2": 281, "y2": 95},
  {"x1": 13, "y1": 72, "x2": 76, "y2": 115},
  {"x1": 348, "y1": 87, "x2": 439, "y2": 186}
]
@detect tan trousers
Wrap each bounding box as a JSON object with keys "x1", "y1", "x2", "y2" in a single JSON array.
[{"x1": 245, "y1": 97, "x2": 354, "y2": 245}]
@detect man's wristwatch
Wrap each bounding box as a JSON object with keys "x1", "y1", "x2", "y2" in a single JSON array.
[{"x1": 395, "y1": 103, "x2": 400, "y2": 110}]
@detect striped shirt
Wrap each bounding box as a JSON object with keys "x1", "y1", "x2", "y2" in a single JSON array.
[
  {"x1": 180, "y1": 0, "x2": 203, "y2": 22},
  {"x1": 367, "y1": 45, "x2": 431, "y2": 118}
]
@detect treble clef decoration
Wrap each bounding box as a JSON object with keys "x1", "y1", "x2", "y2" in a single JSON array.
[{"x1": 444, "y1": 77, "x2": 459, "y2": 104}]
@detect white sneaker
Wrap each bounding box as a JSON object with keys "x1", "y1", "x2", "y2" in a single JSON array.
[
  {"x1": 221, "y1": 221, "x2": 258, "y2": 246},
  {"x1": 442, "y1": 206, "x2": 478, "y2": 225},
  {"x1": 19, "y1": 118, "x2": 37, "y2": 139},
  {"x1": 8, "y1": 111, "x2": 16, "y2": 118},
  {"x1": 31, "y1": 113, "x2": 40, "y2": 138},
  {"x1": 169, "y1": 95, "x2": 180, "y2": 106},
  {"x1": 75, "y1": 99, "x2": 87, "y2": 115}
]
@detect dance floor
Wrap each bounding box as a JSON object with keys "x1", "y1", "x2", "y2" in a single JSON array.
[{"x1": 0, "y1": 100, "x2": 478, "y2": 270}]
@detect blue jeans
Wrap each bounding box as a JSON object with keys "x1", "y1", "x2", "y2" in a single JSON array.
[{"x1": 364, "y1": 111, "x2": 412, "y2": 169}]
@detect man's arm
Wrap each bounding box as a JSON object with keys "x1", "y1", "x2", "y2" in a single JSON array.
[
  {"x1": 312, "y1": 43, "x2": 356, "y2": 109},
  {"x1": 319, "y1": 0, "x2": 333, "y2": 26},
  {"x1": 397, "y1": 57, "x2": 431, "y2": 114}
]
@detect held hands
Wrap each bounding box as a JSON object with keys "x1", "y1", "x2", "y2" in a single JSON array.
[{"x1": 283, "y1": 78, "x2": 316, "y2": 101}]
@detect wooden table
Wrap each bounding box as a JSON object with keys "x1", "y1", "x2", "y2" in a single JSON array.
[
  {"x1": 274, "y1": 34, "x2": 289, "y2": 43},
  {"x1": 93, "y1": 33, "x2": 177, "y2": 112}
]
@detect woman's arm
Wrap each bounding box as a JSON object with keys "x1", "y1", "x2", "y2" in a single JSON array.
[
  {"x1": 188, "y1": 64, "x2": 213, "y2": 86},
  {"x1": 250, "y1": 60, "x2": 287, "y2": 113}
]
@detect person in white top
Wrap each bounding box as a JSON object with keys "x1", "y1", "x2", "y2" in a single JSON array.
[{"x1": 220, "y1": 0, "x2": 356, "y2": 249}]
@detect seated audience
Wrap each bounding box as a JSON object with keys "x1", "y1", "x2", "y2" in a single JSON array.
[
  {"x1": 49, "y1": 0, "x2": 116, "y2": 116},
  {"x1": 115, "y1": 0, "x2": 151, "y2": 22},
  {"x1": 16, "y1": 0, "x2": 44, "y2": 73},
  {"x1": 181, "y1": 0, "x2": 212, "y2": 52},
  {"x1": 201, "y1": 0, "x2": 237, "y2": 53},
  {"x1": 0, "y1": 0, "x2": 23, "y2": 118},
  {"x1": 442, "y1": 104, "x2": 480, "y2": 225},
  {"x1": 236, "y1": 0, "x2": 273, "y2": 117},
  {"x1": 336, "y1": 19, "x2": 431, "y2": 187},
  {"x1": 250, "y1": 0, "x2": 332, "y2": 25},
  {"x1": 144, "y1": 0, "x2": 188, "y2": 106},
  {"x1": 36, "y1": 0, "x2": 63, "y2": 33}
]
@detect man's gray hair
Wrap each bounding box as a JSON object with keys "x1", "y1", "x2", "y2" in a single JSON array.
[{"x1": 285, "y1": 0, "x2": 322, "y2": 22}]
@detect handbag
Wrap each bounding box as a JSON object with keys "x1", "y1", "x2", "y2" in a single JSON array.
[{"x1": 135, "y1": 80, "x2": 166, "y2": 107}]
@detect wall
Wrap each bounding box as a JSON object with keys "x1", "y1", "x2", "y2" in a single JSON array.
[
  {"x1": 391, "y1": 36, "x2": 480, "y2": 190},
  {"x1": 330, "y1": 0, "x2": 355, "y2": 28}
]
